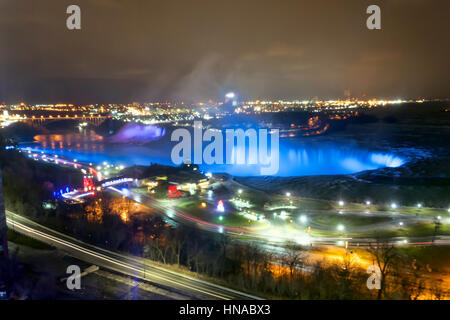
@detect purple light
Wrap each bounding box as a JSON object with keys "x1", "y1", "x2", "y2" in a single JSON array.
[{"x1": 109, "y1": 123, "x2": 165, "y2": 143}]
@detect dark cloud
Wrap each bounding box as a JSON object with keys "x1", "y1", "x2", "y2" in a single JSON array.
[{"x1": 0, "y1": 0, "x2": 448, "y2": 103}]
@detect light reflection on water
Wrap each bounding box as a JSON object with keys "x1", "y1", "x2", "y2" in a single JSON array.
[{"x1": 23, "y1": 132, "x2": 405, "y2": 177}]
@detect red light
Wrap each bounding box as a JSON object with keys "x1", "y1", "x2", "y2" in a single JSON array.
[{"x1": 168, "y1": 185, "x2": 182, "y2": 198}]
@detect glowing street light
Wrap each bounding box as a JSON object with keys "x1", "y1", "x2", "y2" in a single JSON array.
[
  {"x1": 417, "y1": 203, "x2": 422, "y2": 208},
  {"x1": 338, "y1": 200, "x2": 344, "y2": 207},
  {"x1": 286, "y1": 192, "x2": 291, "y2": 197},
  {"x1": 337, "y1": 224, "x2": 345, "y2": 232},
  {"x1": 437, "y1": 216, "x2": 442, "y2": 220},
  {"x1": 238, "y1": 189, "x2": 243, "y2": 194},
  {"x1": 219, "y1": 215, "x2": 223, "y2": 221},
  {"x1": 391, "y1": 203, "x2": 397, "y2": 209},
  {"x1": 366, "y1": 200, "x2": 371, "y2": 206},
  {"x1": 399, "y1": 221, "x2": 404, "y2": 226},
  {"x1": 299, "y1": 215, "x2": 307, "y2": 224}
]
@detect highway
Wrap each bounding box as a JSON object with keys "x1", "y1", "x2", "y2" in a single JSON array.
[{"x1": 5, "y1": 210, "x2": 262, "y2": 300}]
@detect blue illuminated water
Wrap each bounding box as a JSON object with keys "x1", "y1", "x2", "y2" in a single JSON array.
[{"x1": 21, "y1": 131, "x2": 405, "y2": 177}]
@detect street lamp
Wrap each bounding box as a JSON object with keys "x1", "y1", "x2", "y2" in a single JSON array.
[
  {"x1": 337, "y1": 224, "x2": 345, "y2": 232},
  {"x1": 338, "y1": 200, "x2": 344, "y2": 207},
  {"x1": 391, "y1": 203, "x2": 397, "y2": 209},
  {"x1": 286, "y1": 192, "x2": 291, "y2": 197}
]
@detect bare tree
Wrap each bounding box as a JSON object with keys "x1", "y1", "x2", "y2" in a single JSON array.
[
  {"x1": 282, "y1": 244, "x2": 304, "y2": 278},
  {"x1": 368, "y1": 243, "x2": 398, "y2": 299}
]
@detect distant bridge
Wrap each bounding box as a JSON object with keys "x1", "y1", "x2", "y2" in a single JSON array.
[{"x1": 18, "y1": 115, "x2": 107, "y2": 127}]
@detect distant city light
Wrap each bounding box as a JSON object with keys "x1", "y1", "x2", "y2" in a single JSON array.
[
  {"x1": 437, "y1": 216, "x2": 442, "y2": 220},
  {"x1": 286, "y1": 192, "x2": 291, "y2": 197},
  {"x1": 205, "y1": 172, "x2": 212, "y2": 178},
  {"x1": 238, "y1": 189, "x2": 243, "y2": 194},
  {"x1": 225, "y1": 92, "x2": 235, "y2": 99},
  {"x1": 366, "y1": 200, "x2": 371, "y2": 206},
  {"x1": 399, "y1": 222, "x2": 404, "y2": 226},
  {"x1": 337, "y1": 224, "x2": 345, "y2": 232},
  {"x1": 338, "y1": 200, "x2": 344, "y2": 206},
  {"x1": 417, "y1": 203, "x2": 422, "y2": 208},
  {"x1": 391, "y1": 203, "x2": 397, "y2": 209}
]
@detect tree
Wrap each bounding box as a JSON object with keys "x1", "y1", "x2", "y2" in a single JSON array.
[
  {"x1": 368, "y1": 243, "x2": 398, "y2": 299},
  {"x1": 282, "y1": 244, "x2": 303, "y2": 278}
]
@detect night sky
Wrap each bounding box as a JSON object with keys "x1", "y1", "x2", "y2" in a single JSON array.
[{"x1": 0, "y1": 0, "x2": 449, "y2": 104}]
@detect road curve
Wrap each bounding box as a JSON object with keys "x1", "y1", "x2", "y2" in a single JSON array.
[{"x1": 6, "y1": 211, "x2": 262, "y2": 300}]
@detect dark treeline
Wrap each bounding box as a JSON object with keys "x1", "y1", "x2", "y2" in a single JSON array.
[{"x1": 0, "y1": 149, "x2": 83, "y2": 219}]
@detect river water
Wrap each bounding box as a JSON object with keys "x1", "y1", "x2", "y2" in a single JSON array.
[{"x1": 20, "y1": 127, "x2": 405, "y2": 177}]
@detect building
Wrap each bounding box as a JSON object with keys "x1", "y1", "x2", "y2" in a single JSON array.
[{"x1": 222, "y1": 92, "x2": 238, "y2": 113}]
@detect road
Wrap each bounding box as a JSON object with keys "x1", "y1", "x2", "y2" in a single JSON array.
[{"x1": 5, "y1": 210, "x2": 262, "y2": 300}]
